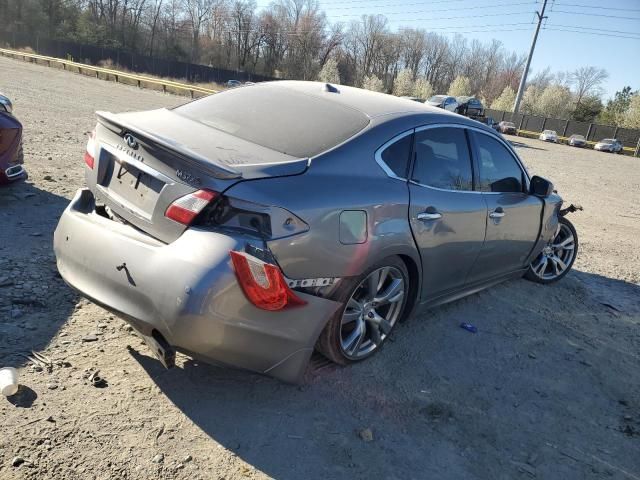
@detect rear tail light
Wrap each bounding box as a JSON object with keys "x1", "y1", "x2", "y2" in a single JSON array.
[
  {"x1": 84, "y1": 129, "x2": 96, "y2": 169},
  {"x1": 230, "y1": 251, "x2": 306, "y2": 311},
  {"x1": 165, "y1": 189, "x2": 218, "y2": 225}
]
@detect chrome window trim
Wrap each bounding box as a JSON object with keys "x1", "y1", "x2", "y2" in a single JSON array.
[
  {"x1": 376, "y1": 122, "x2": 531, "y2": 194},
  {"x1": 408, "y1": 179, "x2": 483, "y2": 195},
  {"x1": 374, "y1": 129, "x2": 415, "y2": 181}
]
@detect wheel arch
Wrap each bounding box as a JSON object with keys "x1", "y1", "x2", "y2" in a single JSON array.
[{"x1": 397, "y1": 253, "x2": 421, "y2": 321}]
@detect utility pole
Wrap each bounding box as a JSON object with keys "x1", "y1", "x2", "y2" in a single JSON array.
[{"x1": 513, "y1": 0, "x2": 548, "y2": 113}]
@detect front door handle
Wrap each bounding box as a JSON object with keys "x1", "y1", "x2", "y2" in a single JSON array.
[
  {"x1": 489, "y1": 207, "x2": 505, "y2": 219},
  {"x1": 417, "y1": 212, "x2": 443, "y2": 221}
]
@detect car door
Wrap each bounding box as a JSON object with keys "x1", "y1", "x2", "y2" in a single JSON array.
[
  {"x1": 408, "y1": 125, "x2": 488, "y2": 299},
  {"x1": 465, "y1": 130, "x2": 543, "y2": 283},
  {"x1": 444, "y1": 97, "x2": 457, "y2": 112}
]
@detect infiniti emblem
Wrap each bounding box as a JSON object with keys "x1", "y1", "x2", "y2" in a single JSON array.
[{"x1": 123, "y1": 133, "x2": 139, "y2": 150}]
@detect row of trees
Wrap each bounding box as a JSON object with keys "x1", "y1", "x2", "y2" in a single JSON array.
[
  {"x1": 488, "y1": 68, "x2": 639, "y2": 128},
  {"x1": 1, "y1": 0, "x2": 524, "y2": 104},
  {"x1": 1, "y1": 0, "x2": 637, "y2": 127}
]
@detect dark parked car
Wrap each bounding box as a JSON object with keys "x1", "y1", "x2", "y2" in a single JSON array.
[
  {"x1": 0, "y1": 93, "x2": 26, "y2": 185},
  {"x1": 426, "y1": 95, "x2": 458, "y2": 112},
  {"x1": 455, "y1": 96, "x2": 484, "y2": 117},
  {"x1": 226, "y1": 80, "x2": 242, "y2": 88},
  {"x1": 568, "y1": 134, "x2": 587, "y2": 147},
  {"x1": 54, "y1": 81, "x2": 578, "y2": 383},
  {"x1": 498, "y1": 121, "x2": 517, "y2": 135},
  {"x1": 481, "y1": 117, "x2": 500, "y2": 132}
]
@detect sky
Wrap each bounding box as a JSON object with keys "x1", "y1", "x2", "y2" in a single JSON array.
[{"x1": 255, "y1": 0, "x2": 640, "y2": 101}]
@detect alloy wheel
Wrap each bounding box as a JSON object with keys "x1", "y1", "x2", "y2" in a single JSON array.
[
  {"x1": 530, "y1": 222, "x2": 576, "y2": 281},
  {"x1": 340, "y1": 266, "x2": 405, "y2": 359}
]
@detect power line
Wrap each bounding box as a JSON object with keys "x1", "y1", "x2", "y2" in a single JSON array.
[
  {"x1": 260, "y1": 0, "x2": 487, "y2": 6},
  {"x1": 191, "y1": 24, "x2": 535, "y2": 36},
  {"x1": 553, "y1": 2, "x2": 640, "y2": 12},
  {"x1": 305, "y1": 0, "x2": 535, "y2": 12},
  {"x1": 543, "y1": 27, "x2": 640, "y2": 40},
  {"x1": 552, "y1": 9, "x2": 640, "y2": 20},
  {"x1": 314, "y1": 11, "x2": 535, "y2": 21},
  {"x1": 546, "y1": 23, "x2": 640, "y2": 37},
  {"x1": 215, "y1": 10, "x2": 536, "y2": 24}
]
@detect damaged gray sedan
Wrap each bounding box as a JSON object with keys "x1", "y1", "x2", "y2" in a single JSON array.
[{"x1": 54, "y1": 81, "x2": 579, "y2": 383}]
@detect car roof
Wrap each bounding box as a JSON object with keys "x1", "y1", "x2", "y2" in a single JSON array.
[{"x1": 254, "y1": 81, "x2": 447, "y2": 119}]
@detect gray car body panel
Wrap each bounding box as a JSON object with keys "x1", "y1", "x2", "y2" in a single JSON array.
[
  {"x1": 54, "y1": 189, "x2": 341, "y2": 383},
  {"x1": 54, "y1": 81, "x2": 564, "y2": 382}
]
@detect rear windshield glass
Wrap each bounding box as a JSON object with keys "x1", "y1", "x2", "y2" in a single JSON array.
[{"x1": 174, "y1": 85, "x2": 370, "y2": 158}]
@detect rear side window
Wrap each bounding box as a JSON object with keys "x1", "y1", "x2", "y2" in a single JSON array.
[
  {"x1": 474, "y1": 133, "x2": 524, "y2": 193},
  {"x1": 412, "y1": 127, "x2": 473, "y2": 191},
  {"x1": 174, "y1": 85, "x2": 369, "y2": 158},
  {"x1": 380, "y1": 134, "x2": 412, "y2": 178}
]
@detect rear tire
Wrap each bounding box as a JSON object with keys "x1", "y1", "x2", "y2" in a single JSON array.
[
  {"x1": 316, "y1": 256, "x2": 409, "y2": 365},
  {"x1": 525, "y1": 217, "x2": 578, "y2": 284}
]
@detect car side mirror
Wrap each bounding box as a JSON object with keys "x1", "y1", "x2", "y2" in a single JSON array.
[{"x1": 529, "y1": 175, "x2": 554, "y2": 197}]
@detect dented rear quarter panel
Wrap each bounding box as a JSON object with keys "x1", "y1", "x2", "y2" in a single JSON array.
[{"x1": 225, "y1": 117, "x2": 423, "y2": 282}]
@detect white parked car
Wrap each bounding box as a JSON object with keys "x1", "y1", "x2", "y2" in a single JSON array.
[
  {"x1": 426, "y1": 95, "x2": 459, "y2": 112},
  {"x1": 594, "y1": 138, "x2": 623, "y2": 153},
  {"x1": 539, "y1": 130, "x2": 558, "y2": 143}
]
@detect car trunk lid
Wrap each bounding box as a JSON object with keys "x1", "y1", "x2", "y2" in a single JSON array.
[{"x1": 90, "y1": 109, "x2": 308, "y2": 243}]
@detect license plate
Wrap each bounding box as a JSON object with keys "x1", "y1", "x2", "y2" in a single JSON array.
[{"x1": 102, "y1": 153, "x2": 163, "y2": 213}]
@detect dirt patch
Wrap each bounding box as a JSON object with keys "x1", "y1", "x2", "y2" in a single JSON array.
[{"x1": 1, "y1": 56, "x2": 639, "y2": 480}]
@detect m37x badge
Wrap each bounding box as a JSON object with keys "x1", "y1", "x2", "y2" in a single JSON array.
[{"x1": 176, "y1": 168, "x2": 202, "y2": 186}]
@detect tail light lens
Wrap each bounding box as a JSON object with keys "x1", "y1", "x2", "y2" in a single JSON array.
[
  {"x1": 84, "y1": 129, "x2": 96, "y2": 169},
  {"x1": 230, "y1": 251, "x2": 306, "y2": 311},
  {"x1": 165, "y1": 189, "x2": 218, "y2": 225}
]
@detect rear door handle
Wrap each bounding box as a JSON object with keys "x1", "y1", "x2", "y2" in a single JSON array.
[
  {"x1": 489, "y1": 208, "x2": 505, "y2": 219},
  {"x1": 417, "y1": 212, "x2": 443, "y2": 221}
]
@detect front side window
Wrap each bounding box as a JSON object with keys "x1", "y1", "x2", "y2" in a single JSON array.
[
  {"x1": 412, "y1": 127, "x2": 473, "y2": 191},
  {"x1": 380, "y1": 134, "x2": 412, "y2": 178},
  {"x1": 474, "y1": 133, "x2": 525, "y2": 193}
]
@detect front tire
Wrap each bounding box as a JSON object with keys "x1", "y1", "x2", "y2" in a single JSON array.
[
  {"x1": 525, "y1": 217, "x2": 578, "y2": 284},
  {"x1": 316, "y1": 256, "x2": 409, "y2": 365}
]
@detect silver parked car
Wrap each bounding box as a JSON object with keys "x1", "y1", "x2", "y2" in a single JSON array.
[
  {"x1": 426, "y1": 95, "x2": 458, "y2": 112},
  {"x1": 594, "y1": 138, "x2": 623, "y2": 153},
  {"x1": 539, "y1": 130, "x2": 558, "y2": 143},
  {"x1": 54, "y1": 81, "x2": 579, "y2": 383},
  {"x1": 568, "y1": 134, "x2": 587, "y2": 147}
]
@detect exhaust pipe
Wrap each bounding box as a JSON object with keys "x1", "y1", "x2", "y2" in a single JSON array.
[{"x1": 138, "y1": 329, "x2": 176, "y2": 369}]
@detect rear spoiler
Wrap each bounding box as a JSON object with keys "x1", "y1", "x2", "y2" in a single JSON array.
[{"x1": 96, "y1": 111, "x2": 242, "y2": 180}]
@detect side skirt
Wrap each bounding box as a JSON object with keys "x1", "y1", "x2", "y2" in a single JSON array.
[{"x1": 417, "y1": 268, "x2": 527, "y2": 311}]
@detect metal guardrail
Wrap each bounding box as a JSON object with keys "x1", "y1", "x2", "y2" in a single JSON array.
[
  {"x1": 516, "y1": 128, "x2": 635, "y2": 153},
  {"x1": 0, "y1": 47, "x2": 218, "y2": 97}
]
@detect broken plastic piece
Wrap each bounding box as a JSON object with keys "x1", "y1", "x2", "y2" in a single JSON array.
[
  {"x1": 559, "y1": 204, "x2": 583, "y2": 216},
  {"x1": 460, "y1": 323, "x2": 477, "y2": 333}
]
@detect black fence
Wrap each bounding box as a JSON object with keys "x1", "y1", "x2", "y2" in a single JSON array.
[
  {"x1": 0, "y1": 31, "x2": 275, "y2": 85},
  {"x1": 485, "y1": 108, "x2": 640, "y2": 155}
]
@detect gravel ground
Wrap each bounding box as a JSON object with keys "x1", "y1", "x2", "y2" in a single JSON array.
[{"x1": 1, "y1": 55, "x2": 639, "y2": 480}]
